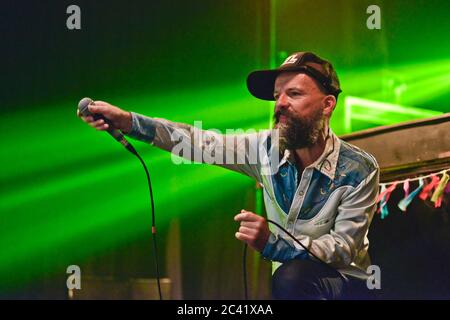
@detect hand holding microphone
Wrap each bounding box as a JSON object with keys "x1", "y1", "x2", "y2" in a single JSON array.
[
  {"x1": 77, "y1": 98, "x2": 132, "y2": 133},
  {"x1": 77, "y1": 97, "x2": 137, "y2": 155}
]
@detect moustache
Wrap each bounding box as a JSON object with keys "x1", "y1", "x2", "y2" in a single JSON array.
[{"x1": 274, "y1": 110, "x2": 296, "y2": 123}]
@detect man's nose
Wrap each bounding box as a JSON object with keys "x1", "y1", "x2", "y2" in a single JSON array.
[{"x1": 275, "y1": 93, "x2": 289, "y2": 114}]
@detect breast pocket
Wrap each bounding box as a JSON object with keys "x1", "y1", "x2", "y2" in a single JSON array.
[{"x1": 311, "y1": 180, "x2": 335, "y2": 206}]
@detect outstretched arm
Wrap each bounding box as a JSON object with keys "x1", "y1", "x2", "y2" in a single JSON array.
[{"x1": 78, "y1": 100, "x2": 274, "y2": 183}]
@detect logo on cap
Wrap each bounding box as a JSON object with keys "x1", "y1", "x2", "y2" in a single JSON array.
[{"x1": 282, "y1": 54, "x2": 299, "y2": 66}]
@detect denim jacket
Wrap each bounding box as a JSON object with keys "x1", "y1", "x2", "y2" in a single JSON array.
[{"x1": 127, "y1": 112, "x2": 380, "y2": 280}]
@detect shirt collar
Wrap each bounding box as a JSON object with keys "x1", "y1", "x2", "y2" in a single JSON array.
[{"x1": 277, "y1": 129, "x2": 341, "y2": 181}]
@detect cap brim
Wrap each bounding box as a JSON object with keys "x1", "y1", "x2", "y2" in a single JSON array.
[
  {"x1": 246, "y1": 69, "x2": 280, "y2": 101},
  {"x1": 247, "y1": 65, "x2": 340, "y2": 101}
]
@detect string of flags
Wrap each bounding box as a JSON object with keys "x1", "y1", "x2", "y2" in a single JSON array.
[{"x1": 376, "y1": 168, "x2": 450, "y2": 219}]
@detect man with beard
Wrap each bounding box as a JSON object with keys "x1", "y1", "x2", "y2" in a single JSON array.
[{"x1": 78, "y1": 52, "x2": 379, "y2": 300}]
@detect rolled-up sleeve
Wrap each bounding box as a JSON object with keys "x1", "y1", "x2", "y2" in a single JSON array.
[{"x1": 126, "y1": 112, "x2": 157, "y2": 143}]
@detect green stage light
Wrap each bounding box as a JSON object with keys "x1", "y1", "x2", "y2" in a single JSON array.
[
  {"x1": 0, "y1": 81, "x2": 272, "y2": 290},
  {"x1": 399, "y1": 73, "x2": 450, "y2": 106},
  {"x1": 343, "y1": 96, "x2": 442, "y2": 132},
  {"x1": 0, "y1": 164, "x2": 254, "y2": 289}
]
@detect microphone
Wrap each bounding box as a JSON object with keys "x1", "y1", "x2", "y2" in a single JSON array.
[{"x1": 78, "y1": 97, "x2": 137, "y2": 155}]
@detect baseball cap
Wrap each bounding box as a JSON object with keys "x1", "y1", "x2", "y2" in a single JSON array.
[{"x1": 246, "y1": 51, "x2": 342, "y2": 100}]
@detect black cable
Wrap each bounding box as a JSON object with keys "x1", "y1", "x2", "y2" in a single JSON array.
[
  {"x1": 135, "y1": 151, "x2": 162, "y2": 300},
  {"x1": 266, "y1": 219, "x2": 342, "y2": 273},
  {"x1": 242, "y1": 244, "x2": 248, "y2": 300},
  {"x1": 242, "y1": 218, "x2": 346, "y2": 300}
]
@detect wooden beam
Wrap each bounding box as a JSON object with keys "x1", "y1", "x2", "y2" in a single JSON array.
[{"x1": 340, "y1": 113, "x2": 450, "y2": 182}]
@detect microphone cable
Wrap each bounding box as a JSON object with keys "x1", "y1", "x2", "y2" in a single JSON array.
[
  {"x1": 134, "y1": 151, "x2": 162, "y2": 300},
  {"x1": 242, "y1": 218, "x2": 346, "y2": 300},
  {"x1": 78, "y1": 98, "x2": 162, "y2": 300},
  {"x1": 242, "y1": 243, "x2": 248, "y2": 300}
]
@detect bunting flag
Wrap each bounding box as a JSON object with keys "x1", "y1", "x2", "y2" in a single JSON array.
[
  {"x1": 403, "y1": 179, "x2": 410, "y2": 198},
  {"x1": 377, "y1": 184, "x2": 387, "y2": 216},
  {"x1": 377, "y1": 168, "x2": 450, "y2": 218},
  {"x1": 398, "y1": 178, "x2": 424, "y2": 212},
  {"x1": 419, "y1": 175, "x2": 440, "y2": 201},
  {"x1": 377, "y1": 184, "x2": 388, "y2": 203},
  {"x1": 431, "y1": 172, "x2": 449, "y2": 208},
  {"x1": 378, "y1": 182, "x2": 398, "y2": 219}
]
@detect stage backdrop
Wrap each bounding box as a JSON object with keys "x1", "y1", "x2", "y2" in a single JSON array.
[{"x1": 0, "y1": 0, "x2": 449, "y2": 299}]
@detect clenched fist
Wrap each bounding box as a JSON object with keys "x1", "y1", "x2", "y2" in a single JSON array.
[{"x1": 234, "y1": 209, "x2": 271, "y2": 252}]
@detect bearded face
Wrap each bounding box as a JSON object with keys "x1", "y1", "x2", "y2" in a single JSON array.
[
  {"x1": 272, "y1": 72, "x2": 334, "y2": 153},
  {"x1": 273, "y1": 106, "x2": 325, "y2": 152}
]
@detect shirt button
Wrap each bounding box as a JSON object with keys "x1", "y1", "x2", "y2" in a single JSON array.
[{"x1": 299, "y1": 191, "x2": 304, "y2": 196}]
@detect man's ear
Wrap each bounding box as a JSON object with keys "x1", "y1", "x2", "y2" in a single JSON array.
[{"x1": 323, "y1": 95, "x2": 336, "y2": 117}]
